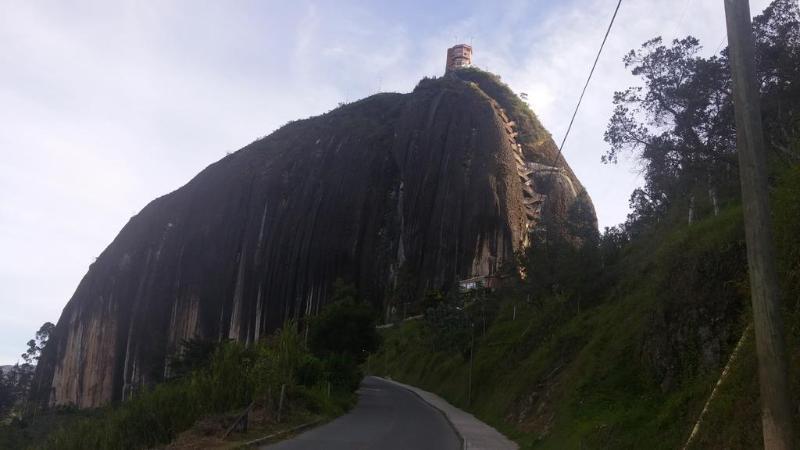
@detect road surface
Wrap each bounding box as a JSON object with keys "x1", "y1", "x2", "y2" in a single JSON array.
[{"x1": 261, "y1": 376, "x2": 461, "y2": 450}]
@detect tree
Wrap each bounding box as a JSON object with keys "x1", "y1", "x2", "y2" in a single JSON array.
[
  {"x1": 424, "y1": 300, "x2": 471, "y2": 354},
  {"x1": 521, "y1": 193, "x2": 603, "y2": 312},
  {"x1": 166, "y1": 339, "x2": 219, "y2": 380},
  {"x1": 0, "y1": 369, "x2": 15, "y2": 418},
  {"x1": 307, "y1": 283, "x2": 381, "y2": 391},
  {"x1": 604, "y1": 36, "x2": 737, "y2": 226},
  {"x1": 752, "y1": 0, "x2": 800, "y2": 162},
  {"x1": 604, "y1": 0, "x2": 800, "y2": 232},
  {"x1": 3, "y1": 364, "x2": 33, "y2": 412},
  {"x1": 329, "y1": 278, "x2": 359, "y2": 305},
  {"x1": 21, "y1": 322, "x2": 54, "y2": 365},
  {"x1": 308, "y1": 283, "x2": 381, "y2": 364},
  {"x1": 0, "y1": 322, "x2": 56, "y2": 417}
]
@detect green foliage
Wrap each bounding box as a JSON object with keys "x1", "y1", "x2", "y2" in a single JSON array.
[
  {"x1": 256, "y1": 322, "x2": 307, "y2": 388},
  {"x1": 166, "y1": 338, "x2": 219, "y2": 380},
  {"x1": 773, "y1": 164, "x2": 800, "y2": 305},
  {"x1": 0, "y1": 364, "x2": 33, "y2": 419},
  {"x1": 420, "y1": 289, "x2": 446, "y2": 312},
  {"x1": 295, "y1": 355, "x2": 325, "y2": 387},
  {"x1": 20, "y1": 298, "x2": 379, "y2": 448},
  {"x1": 388, "y1": 265, "x2": 420, "y2": 318},
  {"x1": 329, "y1": 278, "x2": 359, "y2": 304},
  {"x1": 681, "y1": 163, "x2": 800, "y2": 448},
  {"x1": 1, "y1": 322, "x2": 54, "y2": 420},
  {"x1": 0, "y1": 369, "x2": 15, "y2": 419},
  {"x1": 424, "y1": 300, "x2": 472, "y2": 354},
  {"x1": 323, "y1": 354, "x2": 362, "y2": 392},
  {"x1": 35, "y1": 324, "x2": 353, "y2": 450},
  {"x1": 605, "y1": 0, "x2": 800, "y2": 233},
  {"x1": 450, "y1": 67, "x2": 550, "y2": 151},
  {"x1": 308, "y1": 300, "x2": 381, "y2": 365},
  {"x1": 523, "y1": 204, "x2": 604, "y2": 312},
  {"x1": 304, "y1": 282, "x2": 382, "y2": 395},
  {"x1": 21, "y1": 322, "x2": 54, "y2": 365}
]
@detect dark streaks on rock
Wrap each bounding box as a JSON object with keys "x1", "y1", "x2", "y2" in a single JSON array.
[{"x1": 33, "y1": 75, "x2": 595, "y2": 408}]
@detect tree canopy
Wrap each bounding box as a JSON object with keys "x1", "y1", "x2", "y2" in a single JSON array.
[
  {"x1": 308, "y1": 280, "x2": 381, "y2": 364},
  {"x1": 604, "y1": 0, "x2": 800, "y2": 234}
]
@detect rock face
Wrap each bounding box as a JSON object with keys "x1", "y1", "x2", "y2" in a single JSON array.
[{"x1": 32, "y1": 69, "x2": 595, "y2": 408}]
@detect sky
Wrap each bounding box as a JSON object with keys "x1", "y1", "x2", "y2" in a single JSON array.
[{"x1": 0, "y1": 0, "x2": 773, "y2": 364}]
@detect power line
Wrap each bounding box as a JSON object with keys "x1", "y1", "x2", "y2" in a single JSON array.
[
  {"x1": 551, "y1": 0, "x2": 623, "y2": 169},
  {"x1": 670, "y1": 0, "x2": 693, "y2": 41},
  {"x1": 714, "y1": 36, "x2": 727, "y2": 54}
]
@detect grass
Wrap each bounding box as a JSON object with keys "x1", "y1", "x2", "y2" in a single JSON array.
[{"x1": 166, "y1": 388, "x2": 332, "y2": 449}]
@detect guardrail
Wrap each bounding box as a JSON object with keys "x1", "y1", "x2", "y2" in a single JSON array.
[{"x1": 375, "y1": 314, "x2": 424, "y2": 329}]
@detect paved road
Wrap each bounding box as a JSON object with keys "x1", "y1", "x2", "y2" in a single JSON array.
[{"x1": 262, "y1": 376, "x2": 461, "y2": 450}]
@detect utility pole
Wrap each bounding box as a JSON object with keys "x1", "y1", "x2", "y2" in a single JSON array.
[{"x1": 724, "y1": 1, "x2": 795, "y2": 449}]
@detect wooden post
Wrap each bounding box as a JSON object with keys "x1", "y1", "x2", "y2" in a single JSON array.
[
  {"x1": 482, "y1": 309, "x2": 486, "y2": 335},
  {"x1": 222, "y1": 401, "x2": 254, "y2": 438},
  {"x1": 267, "y1": 385, "x2": 272, "y2": 413},
  {"x1": 724, "y1": 1, "x2": 795, "y2": 448},
  {"x1": 277, "y1": 384, "x2": 286, "y2": 423},
  {"x1": 467, "y1": 323, "x2": 474, "y2": 406}
]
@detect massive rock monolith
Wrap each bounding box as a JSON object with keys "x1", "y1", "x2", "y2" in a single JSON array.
[{"x1": 32, "y1": 69, "x2": 595, "y2": 407}]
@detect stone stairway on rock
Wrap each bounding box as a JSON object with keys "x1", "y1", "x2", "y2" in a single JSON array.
[{"x1": 488, "y1": 101, "x2": 558, "y2": 244}]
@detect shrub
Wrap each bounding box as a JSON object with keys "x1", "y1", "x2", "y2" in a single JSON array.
[
  {"x1": 424, "y1": 300, "x2": 471, "y2": 354},
  {"x1": 295, "y1": 355, "x2": 325, "y2": 387},
  {"x1": 37, "y1": 322, "x2": 352, "y2": 450},
  {"x1": 309, "y1": 299, "x2": 381, "y2": 364},
  {"x1": 323, "y1": 354, "x2": 362, "y2": 392},
  {"x1": 166, "y1": 339, "x2": 219, "y2": 380}
]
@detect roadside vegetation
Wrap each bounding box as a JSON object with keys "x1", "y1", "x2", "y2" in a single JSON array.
[{"x1": 0, "y1": 283, "x2": 380, "y2": 450}]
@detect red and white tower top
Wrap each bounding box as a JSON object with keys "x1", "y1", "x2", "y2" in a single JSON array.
[{"x1": 445, "y1": 44, "x2": 473, "y2": 73}]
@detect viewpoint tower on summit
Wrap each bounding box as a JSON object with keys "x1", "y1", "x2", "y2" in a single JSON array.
[{"x1": 445, "y1": 44, "x2": 472, "y2": 72}]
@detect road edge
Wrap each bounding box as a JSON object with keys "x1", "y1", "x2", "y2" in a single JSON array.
[
  {"x1": 243, "y1": 419, "x2": 324, "y2": 447},
  {"x1": 372, "y1": 376, "x2": 518, "y2": 450},
  {"x1": 371, "y1": 376, "x2": 466, "y2": 449}
]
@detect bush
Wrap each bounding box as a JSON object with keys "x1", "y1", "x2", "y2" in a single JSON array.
[
  {"x1": 424, "y1": 301, "x2": 471, "y2": 354},
  {"x1": 37, "y1": 323, "x2": 351, "y2": 450},
  {"x1": 773, "y1": 164, "x2": 800, "y2": 305},
  {"x1": 295, "y1": 355, "x2": 325, "y2": 387},
  {"x1": 323, "y1": 354, "x2": 362, "y2": 392},
  {"x1": 308, "y1": 295, "x2": 381, "y2": 364},
  {"x1": 166, "y1": 339, "x2": 219, "y2": 380}
]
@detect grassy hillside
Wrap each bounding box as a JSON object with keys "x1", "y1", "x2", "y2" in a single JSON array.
[{"x1": 369, "y1": 165, "x2": 800, "y2": 449}]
